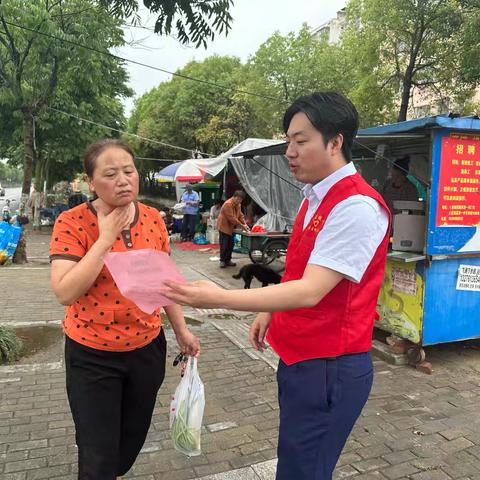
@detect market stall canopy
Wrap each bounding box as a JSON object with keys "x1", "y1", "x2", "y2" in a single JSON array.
[
  {"x1": 229, "y1": 139, "x2": 303, "y2": 232},
  {"x1": 155, "y1": 160, "x2": 204, "y2": 182},
  {"x1": 231, "y1": 141, "x2": 288, "y2": 158},
  {"x1": 191, "y1": 138, "x2": 285, "y2": 177},
  {"x1": 357, "y1": 114, "x2": 480, "y2": 135},
  {"x1": 168, "y1": 138, "x2": 300, "y2": 232}
]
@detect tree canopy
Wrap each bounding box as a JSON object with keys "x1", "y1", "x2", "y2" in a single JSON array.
[
  {"x1": 127, "y1": 1, "x2": 480, "y2": 165},
  {"x1": 127, "y1": 55, "x2": 266, "y2": 160},
  {"x1": 0, "y1": 0, "x2": 131, "y2": 204},
  {"x1": 342, "y1": 0, "x2": 480, "y2": 121},
  {"x1": 100, "y1": 0, "x2": 234, "y2": 48}
]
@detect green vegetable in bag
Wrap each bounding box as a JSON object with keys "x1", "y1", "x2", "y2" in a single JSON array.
[
  {"x1": 170, "y1": 357, "x2": 205, "y2": 456},
  {"x1": 170, "y1": 400, "x2": 201, "y2": 453}
]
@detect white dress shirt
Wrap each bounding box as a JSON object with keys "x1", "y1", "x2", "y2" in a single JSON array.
[{"x1": 302, "y1": 163, "x2": 389, "y2": 283}]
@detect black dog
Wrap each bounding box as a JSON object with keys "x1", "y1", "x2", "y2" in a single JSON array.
[{"x1": 232, "y1": 264, "x2": 283, "y2": 289}]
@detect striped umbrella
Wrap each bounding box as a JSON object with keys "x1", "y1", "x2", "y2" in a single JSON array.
[{"x1": 155, "y1": 160, "x2": 204, "y2": 182}]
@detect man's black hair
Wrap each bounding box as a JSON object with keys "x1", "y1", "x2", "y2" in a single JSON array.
[{"x1": 283, "y1": 91, "x2": 359, "y2": 162}]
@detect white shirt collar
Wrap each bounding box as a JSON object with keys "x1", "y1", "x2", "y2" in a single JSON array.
[{"x1": 303, "y1": 162, "x2": 357, "y2": 204}]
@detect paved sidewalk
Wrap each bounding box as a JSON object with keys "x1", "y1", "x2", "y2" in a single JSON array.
[{"x1": 3, "y1": 229, "x2": 480, "y2": 479}]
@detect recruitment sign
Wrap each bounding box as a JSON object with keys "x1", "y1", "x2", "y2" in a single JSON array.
[{"x1": 436, "y1": 134, "x2": 480, "y2": 227}]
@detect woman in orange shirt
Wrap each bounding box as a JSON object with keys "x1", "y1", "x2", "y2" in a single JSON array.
[{"x1": 50, "y1": 139, "x2": 200, "y2": 479}]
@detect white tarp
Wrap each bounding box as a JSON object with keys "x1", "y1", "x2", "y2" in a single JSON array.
[
  {"x1": 230, "y1": 151, "x2": 303, "y2": 232},
  {"x1": 191, "y1": 138, "x2": 284, "y2": 177},
  {"x1": 190, "y1": 138, "x2": 303, "y2": 232}
]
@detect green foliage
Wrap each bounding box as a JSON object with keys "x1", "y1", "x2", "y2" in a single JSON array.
[
  {"x1": 0, "y1": 161, "x2": 23, "y2": 184},
  {"x1": 127, "y1": 55, "x2": 264, "y2": 161},
  {"x1": 0, "y1": 326, "x2": 23, "y2": 364},
  {"x1": 128, "y1": 0, "x2": 480, "y2": 163},
  {"x1": 196, "y1": 92, "x2": 259, "y2": 153},
  {"x1": 101, "y1": 0, "x2": 234, "y2": 48},
  {"x1": 128, "y1": 24, "x2": 365, "y2": 173},
  {"x1": 458, "y1": 6, "x2": 480, "y2": 85},
  {"x1": 0, "y1": 0, "x2": 132, "y2": 192},
  {"x1": 247, "y1": 25, "x2": 353, "y2": 128},
  {"x1": 342, "y1": 0, "x2": 480, "y2": 122}
]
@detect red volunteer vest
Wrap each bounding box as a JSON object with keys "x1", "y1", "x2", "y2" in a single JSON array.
[{"x1": 267, "y1": 173, "x2": 391, "y2": 365}]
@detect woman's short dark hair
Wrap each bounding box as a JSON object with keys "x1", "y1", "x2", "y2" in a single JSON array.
[
  {"x1": 233, "y1": 190, "x2": 246, "y2": 199},
  {"x1": 84, "y1": 139, "x2": 135, "y2": 177},
  {"x1": 283, "y1": 92, "x2": 359, "y2": 162}
]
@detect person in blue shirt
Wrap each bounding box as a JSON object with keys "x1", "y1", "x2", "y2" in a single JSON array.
[{"x1": 180, "y1": 184, "x2": 200, "y2": 241}]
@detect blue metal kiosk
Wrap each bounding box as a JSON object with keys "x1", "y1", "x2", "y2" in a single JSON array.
[{"x1": 355, "y1": 116, "x2": 480, "y2": 362}]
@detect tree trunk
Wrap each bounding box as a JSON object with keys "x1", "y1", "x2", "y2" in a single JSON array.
[
  {"x1": 32, "y1": 162, "x2": 42, "y2": 230},
  {"x1": 34, "y1": 154, "x2": 45, "y2": 192},
  {"x1": 33, "y1": 193, "x2": 43, "y2": 230},
  {"x1": 398, "y1": 75, "x2": 413, "y2": 122},
  {"x1": 12, "y1": 230, "x2": 28, "y2": 264},
  {"x1": 17, "y1": 113, "x2": 36, "y2": 260},
  {"x1": 398, "y1": 39, "x2": 420, "y2": 123},
  {"x1": 20, "y1": 113, "x2": 36, "y2": 215},
  {"x1": 45, "y1": 156, "x2": 53, "y2": 191}
]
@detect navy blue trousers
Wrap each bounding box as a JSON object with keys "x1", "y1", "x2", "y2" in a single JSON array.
[
  {"x1": 276, "y1": 352, "x2": 373, "y2": 480},
  {"x1": 181, "y1": 214, "x2": 197, "y2": 240}
]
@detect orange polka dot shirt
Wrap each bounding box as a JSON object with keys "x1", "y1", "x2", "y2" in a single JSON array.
[{"x1": 50, "y1": 201, "x2": 170, "y2": 352}]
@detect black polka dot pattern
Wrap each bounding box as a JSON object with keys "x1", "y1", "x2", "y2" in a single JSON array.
[{"x1": 55, "y1": 203, "x2": 166, "y2": 350}]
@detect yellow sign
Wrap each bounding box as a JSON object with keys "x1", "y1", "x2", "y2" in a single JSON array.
[{"x1": 376, "y1": 260, "x2": 424, "y2": 343}]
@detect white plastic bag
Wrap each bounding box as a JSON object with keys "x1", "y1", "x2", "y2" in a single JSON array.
[
  {"x1": 173, "y1": 202, "x2": 186, "y2": 213},
  {"x1": 169, "y1": 357, "x2": 205, "y2": 456}
]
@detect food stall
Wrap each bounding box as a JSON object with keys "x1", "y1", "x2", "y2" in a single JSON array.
[{"x1": 353, "y1": 116, "x2": 480, "y2": 365}]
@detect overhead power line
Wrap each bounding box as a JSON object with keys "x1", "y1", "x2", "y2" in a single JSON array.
[
  {"x1": 46, "y1": 106, "x2": 215, "y2": 157},
  {"x1": 136, "y1": 157, "x2": 179, "y2": 162},
  {"x1": 2, "y1": 20, "x2": 283, "y2": 104}
]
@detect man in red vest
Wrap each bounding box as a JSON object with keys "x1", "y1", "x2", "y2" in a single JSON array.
[{"x1": 164, "y1": 92, "x2": 391, "y2": 479}]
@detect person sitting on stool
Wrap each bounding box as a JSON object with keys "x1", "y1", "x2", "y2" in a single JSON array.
[
  {"x1": 180, "y1": 184, "x2": 199, "y2": 242},
  {"x1": 217, "y1": 191, "x2": 250, "y2": 268}
]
